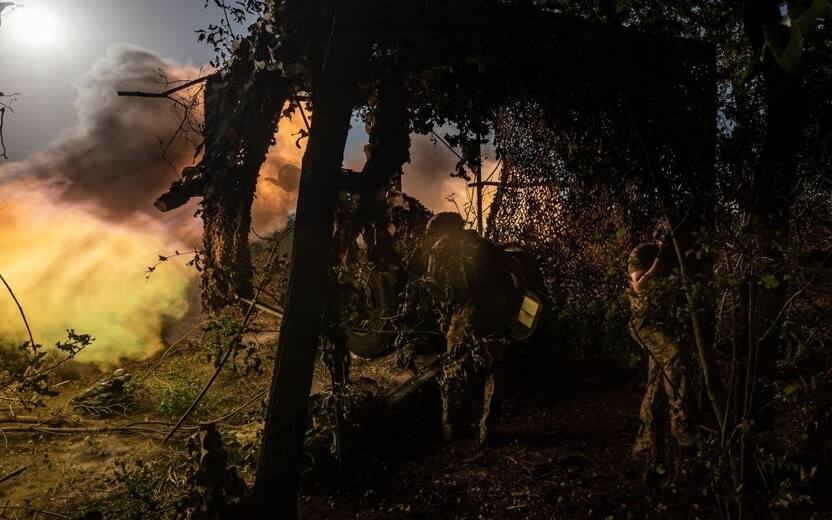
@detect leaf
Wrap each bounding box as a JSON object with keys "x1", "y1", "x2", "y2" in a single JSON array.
[
  {"x1": 764, "y1": 0, "x2": 829, "y2": 75},
  {"x1": 762, "y1": 274, "x2": 781, "y2": 288},
  {"x1": 294, "y1": 128, "x2": 308, "y2": 148}
]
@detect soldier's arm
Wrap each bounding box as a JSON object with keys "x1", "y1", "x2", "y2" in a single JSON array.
[{"x1": 630, "y1": 245, "x2": 672, "y2": 294}]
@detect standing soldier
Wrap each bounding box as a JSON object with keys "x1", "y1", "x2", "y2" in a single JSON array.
[
  {"x1": 628, "y1": 232, "x2": 697, "y2": 468},
  {"x1": 422, "y1": 212, "x2": 516, "y2": 446}
]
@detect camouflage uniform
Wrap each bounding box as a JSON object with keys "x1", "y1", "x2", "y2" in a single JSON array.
[
  {"x1": 426, "y1": 219, "x2": 515, "y2": 445},
  {"x1": 628, "y1": 243, "x2": 696, "y2": 459}
]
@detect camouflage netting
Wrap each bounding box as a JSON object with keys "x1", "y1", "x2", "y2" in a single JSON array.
[
  {"x1": 489, "y1": 105, "x2": 656, "y2": 299},
  {"x1": 487, "y1": 37, "x2": 717, "y2": 357},
  {"x1": 488, "y1": 105, "x2": 656, "y2": 357}
]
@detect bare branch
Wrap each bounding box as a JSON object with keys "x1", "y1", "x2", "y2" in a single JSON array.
[
  {"x1": 0, "y1": 93, "x2": 20, "y2": 160},
  {"x1": 162, "y1": 223, "x2": 292, "y2": 443},
  {"x1": 0, "y1": 466, "x2": 26, "y2": 486},
  {"x1": 116, "y1": 75, "x2": 211, "y2": 98},
  {"x1": 0, "y1": 107, "x2": 7, "y2": 159},
  {"x1": 0, "y1": 272, "x2": 35, "y2": 347}
]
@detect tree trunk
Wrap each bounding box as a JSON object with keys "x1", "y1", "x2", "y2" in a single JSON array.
[
  {"x1": 354, "y1": 71, "x2": 411, "y2": 267},
  {"x1": 741, "y1": 0, "x2": 808, "y2": 433},
  {"x1": 253, "y1": 2, "x2": 370, "y2": 517},
  {"x1": 201, "y1": 71, "x2": 289, "y2": 309}
]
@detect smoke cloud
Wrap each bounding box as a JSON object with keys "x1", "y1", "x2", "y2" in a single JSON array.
[
  {"x1": 0, "y1": 180, "x2": 191, "y2": 363},
  {"x1": 251, "y1": 114, "x2": 308, "y2": 235},
  {"x1": 0, "y1": 46, "x2": 205, "y2": 363},
  {"x1": 0, "y1": 43, "x2": 500, "y2": 363},
  {"x1": 0, "y1": 45, "x2": 308, "y2": 363},
  {"x1": 1, "y1": 45, "x2": 202, "y2": 228},
  {"x1": 400, "y1": 134, "x2": 500, "y2": 222}
]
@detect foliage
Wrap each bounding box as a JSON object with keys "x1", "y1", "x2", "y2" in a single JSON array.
[
  {"x1": 477, "y1": 1, "x2": 831, "y2": 515},
  {"x1": 173, "y1": 0, "x2": 830, "y2": 515},
  {"x1": 0, "y1": 330, "x2": 94, "y2": 408},
  {"x1": 101, "y1": 456, "x2": 189, "y2": 520},
  {"x1": 196, "y1": 0, "x2": 268, "y2": 68},
  {"x1": 145, "y1": 249, "x2": 203, "y2": 279},
  {"x1": 158, "y1": 380, "x2": 202, "y2": 419},
  {"x1": 174, "y1": 425, "x2": 249, "y2": 519},
  {"x1": 194, "y1": 308, "x2": 264, "y2": 376},
  {"x1": 110, "y1": 460, "x2": 163, "y2": 518},
  {"x1": 157, "y1": 378, "x2": 228, "y2": 419}
]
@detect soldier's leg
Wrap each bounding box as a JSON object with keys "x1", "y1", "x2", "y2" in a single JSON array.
[
  {"x1": 480, "y1": 359, "x2": 504, "y2": 446},
  {"x1": 441, "y1": 309, "x2": 468, "y2": 441},
  {"x1": 650, "y1": 330, "x2": 697, "y2": 449},
  {"x1": 632, "y1": 354, "x2": 662, "y2": 460},
  {"x1": 440, "y1": 385, "x2": 460, "y2": 440}
]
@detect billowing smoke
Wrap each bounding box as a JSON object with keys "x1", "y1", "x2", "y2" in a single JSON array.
[
  {"x1": 400, "y1": 134, "x2": 500, "y2": 222},
  {"x1": 0, "y1": 47, "x2": 193, "y2": 363},
  {"x1": 0, "y1": 181, "x2": 191, "y2": 363},
  {"x1": 1, "y1": 45, "x2": 202, "y2": 230},
  {"x1": 0, "y1": 45, "x2": 306, "y2": 363},
  {"x1": 251, "y1": 114, "x2": 308, "y2": 235},
  {"x1": 0, "y1": 43, "x2": 501, "y2": 363}
]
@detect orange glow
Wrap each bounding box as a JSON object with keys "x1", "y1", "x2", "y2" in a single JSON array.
[
  {"x1": 0, "y1": 181, "x2": 192, "y2": 364},
  {"x1": 250, "y1": 104, "x2": 309, "y2": 234}
]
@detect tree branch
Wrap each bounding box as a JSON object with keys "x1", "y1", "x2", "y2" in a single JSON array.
[
  {"x1": 0, "y1": 466, "x2": 26, "y2": 486},
  {"x1": 116, "y1": 75, "x2": 211, "y2": 98},
  {"x1": 0, "y1": 272, "x2": 35, "y2": 347}
]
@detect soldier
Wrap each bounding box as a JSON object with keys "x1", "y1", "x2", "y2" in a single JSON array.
[
  {"x1": 628, "y1": 232, "x2": 697, "y2": 466},
  {"x1": 422, "y1": 212, "x2": 516, "y2": 446}
]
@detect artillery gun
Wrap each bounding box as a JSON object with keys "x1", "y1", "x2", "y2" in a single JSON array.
[{"x1": 246, "y1": 196, "x2": 547, "y2": 404}]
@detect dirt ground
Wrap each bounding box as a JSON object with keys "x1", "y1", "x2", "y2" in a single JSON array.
[
  {"x1": 296, "y1": 378, "x2": 716, "y2": 520},
  {"x1": 0, "y1": 332, "x2": 823, "y2": 519}
]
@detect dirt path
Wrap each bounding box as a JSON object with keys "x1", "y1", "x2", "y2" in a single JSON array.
[{"x1": 298, "y1": 380, "x2": 717, "y2": 519}]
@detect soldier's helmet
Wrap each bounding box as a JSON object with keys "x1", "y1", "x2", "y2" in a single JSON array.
[{"x1": 425, "y1": 212, "x2": 465, "y2": 241}]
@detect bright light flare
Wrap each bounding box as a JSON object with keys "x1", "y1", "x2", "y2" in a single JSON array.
[{"x1": 5, "y1": 5, "x2": 63, "y2": 49}]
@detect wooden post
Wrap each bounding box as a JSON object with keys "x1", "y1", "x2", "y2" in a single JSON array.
[
  {"x1": 253, "y1": 2, "x2": 370, "y2": 518},
  {"x1": 475, "y1": 139, "x2": 484, "y2": 236}
]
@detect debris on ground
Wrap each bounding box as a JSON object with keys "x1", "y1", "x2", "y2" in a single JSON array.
[{"x1": 71, "y1": 368, "x2": 134, "y2": 415}]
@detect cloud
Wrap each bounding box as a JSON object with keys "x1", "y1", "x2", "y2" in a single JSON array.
[
  {"x1": 0, "y1": 177, "x2": 192, "y2": 363},
  {"x1": 399, "y1": 134, "x2": 500, "y2": 222},
  {"x1": 0, "y1": 45, "x2": 203, "y2": 363},
  {"x1": 250, "y1": 113, "x2": 309, "y2": 236},
  {"x1": 1, "y1": 45, "x2": 202, "y2": 227}
]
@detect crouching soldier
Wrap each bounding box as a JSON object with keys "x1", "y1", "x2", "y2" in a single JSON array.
[
  {"x1": 422, "y1": 212, "x2": 517, "y2": 446},
  {"x1": 628, "y1": 234, "x2": 697, "y2": 469}
]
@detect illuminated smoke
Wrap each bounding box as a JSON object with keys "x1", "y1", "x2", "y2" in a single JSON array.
[
  {"x1": 0, "y1": 43, "x2": 501, "y2": 364},
  {"x1": 251, "y1": 112, "x2": 309, "y2": 235},
  {"x1": 1, "y1": 45, "x2": 202, "y2": 228},
  {"x1": 0, "y1": 180, "x2": 191, "y2": 363},
  {"x1": 0, "y1": 46, "x2": 201, "y2": 363},
  {"x1": 400, "y1": 134, "x2": 500, "y2": 223},
  {"x1": 0, "y1": 45, "x2": 306, "y2": 363}
]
